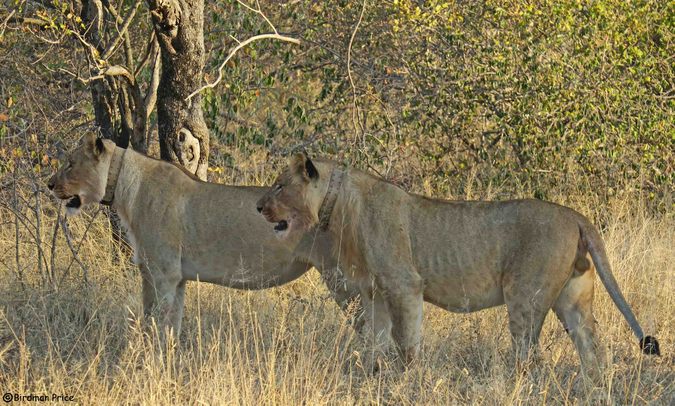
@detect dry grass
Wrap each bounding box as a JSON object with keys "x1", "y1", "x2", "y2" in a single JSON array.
[{"x1": 0, "y1": 172, "x2": 673, "y2": 405}]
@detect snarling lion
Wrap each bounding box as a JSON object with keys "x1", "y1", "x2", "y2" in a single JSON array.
[
  {"x1": 48, "y1": 134, "x2": 360, "y2": 336},
  {"x1": 256, "y1": 153, "x2": 660, "y2": 379}
]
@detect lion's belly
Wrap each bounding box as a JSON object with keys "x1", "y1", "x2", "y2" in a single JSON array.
[
  {"x1": 422, "y1": 268, "x2": 504, "y2": 312},
  {"x1": 180, "y1": 252, "x2": 303, "y2": 288}
]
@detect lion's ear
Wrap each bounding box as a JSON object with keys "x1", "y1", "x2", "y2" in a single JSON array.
[
  {"x1": 83, "y1": 133, "x2": 97, "y2": 149},
  {"x1": 289, "y1": 152, "x2": 307, "y2": 177},
  {"x1": 94, "y1": 138, "x2": 105, "y2": 156},
  {"x1": 289, "y1": 152, "x2": 319, "y2": 181},
  {"x1": 305, "y1": 158, "x2": 319, "y2": 180},
  {"x1": 84, "y1": 133, "x2": 105, "y2": 157},
  {"x1": 83, "y1": 133, "x2": 105, "y2": 158}
]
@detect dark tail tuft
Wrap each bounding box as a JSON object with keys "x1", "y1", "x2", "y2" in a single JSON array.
[{"x1": 639, "y1": 336, "x2": 660, "y2": 356}]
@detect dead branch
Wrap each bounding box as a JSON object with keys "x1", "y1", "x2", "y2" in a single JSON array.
[
  {"x1": 186, "y1": 33, "x2": 300, "y2": 102},
  {"x1": 143, "y1": 44, "x2": 161, "y2": 118},
  {"x1": 49, "y1": 204, "x2": 61, "y2": 281},
  {"x1": 102, "y1": 64, "x2": 136, "y2": 84},
  {"x1": 134, "y1": 30, "x2": 157, "y2": 76},
  {"x1": 61, "y1": 63, "x2": 133, "y2": 85},
  {"x1": 184, "y1": 0, "x2": 299, "y2": 102},
  {"x1": 59, "y1": 208, "x2": 101, "y2": 286},
  {"x1": 68, "y1": 25, "x2": 102, "y2": 64},
  {"x1": 236, "y1": 0, "x2": 277, "y2": 34},
  {"x1": 1, "y1": 9, "x2": 15, "y2": 35},
  {"x1": 119, "y1": 85, "x2": 135, "y2": 145},
  {"x1": 124, "y1": 31, "x2": 135, "y2": 69},
  {"x1": 6, "y1": 16, "x2": 51, "y2": 29},
  {"x1": 348, "y1": 0, "x2": 367, "y2": 144},
  {"x1": 102, "y1": 0, "x2": 143, "y2": 60}
]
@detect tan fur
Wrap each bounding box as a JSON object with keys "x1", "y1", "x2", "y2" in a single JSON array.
[
  {"x1": 257, "y1": 153, "x2": 655, "y2": 380},
  {"x1": 48, "y1": 135, "x2": 360, "y2": 337}
]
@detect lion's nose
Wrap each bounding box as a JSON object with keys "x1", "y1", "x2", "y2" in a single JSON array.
[
  {"x1": 47, "y1": 178, "x2": 55, "y2": 190},
  {"x1": 256, "y1": 205, "x2": 263, "y2": 213}
]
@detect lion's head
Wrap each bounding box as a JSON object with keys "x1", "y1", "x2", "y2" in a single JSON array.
[
  {"x1": 256, "y1": 153, "x2": 325, "y2": 239},
  {"x1": 47, "y1": 133, "x2": 113, "y2": 216}
]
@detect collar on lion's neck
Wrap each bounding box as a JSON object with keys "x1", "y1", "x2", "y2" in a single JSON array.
[
  {"x1": 100, "y1": 146, "x2": 126, "y2": 206},
  {"x1": 317, "y1": 165, "x2": 346, "y2": 231}
]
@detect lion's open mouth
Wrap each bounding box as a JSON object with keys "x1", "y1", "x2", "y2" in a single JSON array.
[
  {"x1": 65, "y1": 195, "x2": 82, "y2": 209},
  {"x1": 274, "y1": 220, "x2": 289, "y2": 232}
]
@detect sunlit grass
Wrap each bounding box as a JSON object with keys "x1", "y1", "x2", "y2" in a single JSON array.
[{"x1": 0, "y1": 182, "x2": 672, "y2": 404}]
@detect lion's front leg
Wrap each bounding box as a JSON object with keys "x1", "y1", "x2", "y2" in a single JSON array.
[
  {"x1": 381, "y1": 279, "x2": 424, "y2": 365},
  {"x1": 365, "y1": 264, "x2": 424, "y2": 365},
  {"x1": 303, "y1": 234, "x2": 365, "y2": 332},
  {"x1": 358, "y1": 280, "x2": 394, "y2": 370},
  {"x1": 318, "y1": 265, "x2": 365, "y2": 331},
  {"x1": 359, "y1": 218, "x2": 424, "y2": 366}
]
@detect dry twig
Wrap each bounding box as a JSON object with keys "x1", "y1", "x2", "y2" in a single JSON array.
[
  {"x1": 186, "y1": 1, "x2": 300, "y2": 102},
  {"x1": 348, "y1": 0, "x2": 367, "y2": 145}
]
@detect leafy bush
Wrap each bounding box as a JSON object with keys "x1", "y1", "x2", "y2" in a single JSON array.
[{"x1": 202, "y1": 0, "x2": 672, "y2": 210}]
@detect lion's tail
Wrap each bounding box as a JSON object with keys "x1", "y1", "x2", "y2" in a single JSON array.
[{"x1": 579, "y1": 219, "x2": 660, "y2": 356}]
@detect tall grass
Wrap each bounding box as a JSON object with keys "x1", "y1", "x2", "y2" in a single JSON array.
[{"x1": 0, "y1": 168, "x2": 672, "y2": 405}]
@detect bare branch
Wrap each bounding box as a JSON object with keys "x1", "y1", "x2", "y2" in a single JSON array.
[
  {"x1": 347, "y1": 0, "x2": 367, "y2": 143},
  {"x1": 2, "y1": 9, "x2": 15, "y2": 34},
  {"x1": 186, "y1": 33, "x2": 300, "y2": 102},
  {"x1": 100, "y1": 66, "x2": 146, "y2": 145},
  {"x1": 5, "y1": 14, "x2": 52, "y2": 31},
  {"x1": 134, "y1": 30, "x2": 157, "y2": 76},
  {"x1": 144, "y1": 43, "x2": 161, "y2": 117},
  {"x1": 102, "y1": 0, "x2": 143, "y2": 60},
  {"x1": 236, "y1": 0, "x2": 278, "y2": 34},
  {"x1": 118, "y1": 85, "x2": 135, "y2": 145},
  {"x1": 102, "y1": 64, "x2": 136, "y2": 84},
  {"x1": 58, "y1": 67, "x2": 98, "y2": 83},
  {"x1": 60, "y1": 64, "x2": 143, "y2": 117},
  {"x1": 102, "y1": 0, "x2": 137, "y2": 68},
  {"x1": 123, "y1": 31, "x2": 135, "y2": 68},
  {"x1": 68, "y1": 24, "x2": 101, "y2": 64},
  {"x1": 59, "y1": 209, "x2": 101, "y2": 285}
]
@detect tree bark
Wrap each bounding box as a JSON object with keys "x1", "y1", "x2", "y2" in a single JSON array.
[
  {"x1": 147, "y1": 0, "x2": 209, "y2": 180},
  {"x1": 80, "y1": 0, "x2": 118, "y2": 142}
]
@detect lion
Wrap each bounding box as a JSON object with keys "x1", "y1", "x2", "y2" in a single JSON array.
[
  {"x1": 256, "y1": 153, "x2": 660, "y2": 380},
  {"x1": 47, "y1": 134, "x2": 361, "y2": 337}
]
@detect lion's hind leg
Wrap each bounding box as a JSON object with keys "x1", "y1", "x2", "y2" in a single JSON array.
[
  {"x1": 503, "y1": 263, "x2": 569, "y2": 370},
  {"x1": 503, "y1": 295, "x2": 550, "y2": 369},
  {"x1": 553, "y1": 263, "x2": 607, "y2": 383}
]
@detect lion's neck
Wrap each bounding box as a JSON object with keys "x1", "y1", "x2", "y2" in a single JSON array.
[
  {"x1": 316, "y1": 165, "x2": 347, "y2": 231},
  {"x1": 101, "y1": 146, "x2": 125, "y2": 205},
  {"x1": 109, "y1": 150, "x2": 152, "y2": 229},
  {"x1": 322, "y1": 169, "x2": 368, "y2": 271}
]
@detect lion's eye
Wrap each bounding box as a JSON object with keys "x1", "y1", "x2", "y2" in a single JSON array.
[{"x1": 273, "y1": 184, "x2": 283, "y2": 194}]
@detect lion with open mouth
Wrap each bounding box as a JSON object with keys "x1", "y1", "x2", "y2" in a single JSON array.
[
  {"x1": 48, "y1": 134, "x2": 360, "y2": 336},
  {"x1": 256, "y1": 152, "x2": 660, "y2": 381}
]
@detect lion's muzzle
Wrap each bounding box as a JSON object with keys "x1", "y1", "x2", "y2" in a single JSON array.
[
  {"x1": 65, "y1": 195, "x2": 82, "y2": 209},
  {"x1": 273, "y1": 220, "x2": 288, "y2": 232}
]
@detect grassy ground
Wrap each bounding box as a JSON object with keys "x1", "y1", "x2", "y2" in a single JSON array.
[{"x1": 0, "y1": 178, "x2": 672, "y2": 404}]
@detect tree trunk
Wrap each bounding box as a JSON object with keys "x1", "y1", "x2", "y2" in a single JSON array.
[
  {"x1": 147, "y1": 0, "x2": 209, "y2": 180},
  {"x1": 80, "y1": 0, "x2": 117, "y2": 142}
]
